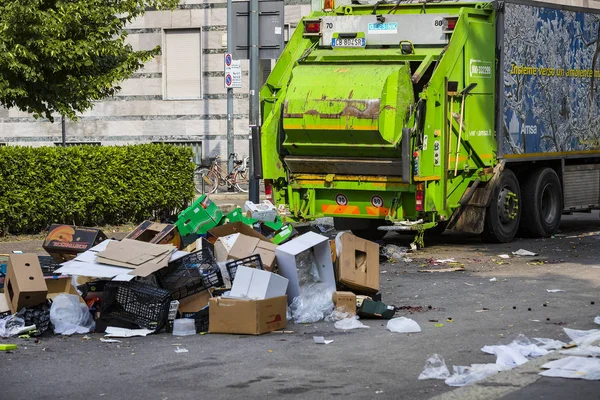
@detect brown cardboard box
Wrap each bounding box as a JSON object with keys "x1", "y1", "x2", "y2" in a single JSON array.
[
  {"x1": 336, "y1": 233, "x2": 380, "y2": 295},
  {"x1": 178, "y1": 291, "x2": 211, "y2": 313},
  {"x1": 333, "y1": 291, "x2": 357, "y2": 316},
  {"x1": 125, "y1": 220, "x2": 182, "y2": 250},
  {"x1": 46, "y1": 276, "x2": 85, "y2": 304},
  {"x1": 207, "y1": 222, "x2": 268, "y2": 243},
  {"x1": 43, "y1": 224, "x2": 108, "y2": 263},
  {"x1": 209, "y1": 296, "x2": 286, "y2": 335},
  {"x1": 214, "y1": 233, "x2": 278, "y2": 272},
  {"x1": 4, "y1": 254, "x2": 48, "y2": 313}
]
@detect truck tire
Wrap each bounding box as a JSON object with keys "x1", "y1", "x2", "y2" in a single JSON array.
[
  {"x1": 520, "y1": 168, "x2": 562, "y2": 238},
  {"x1": 482, "y1": 169, "x2": 521, "y2": 243}
]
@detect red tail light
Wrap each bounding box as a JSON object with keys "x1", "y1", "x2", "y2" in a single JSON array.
[
  {"x1": 264, "y1": 179, "x2": 274, "y2": 203},
  {"x1": 445, "y1": 18, "x2": 457, "y2": 30},
  {"x1": 305, "y1": 21, "x2": 321, "y2": 34},
  {"x1": 415, "y1": 184, "x2": 424, "y2": 212}
]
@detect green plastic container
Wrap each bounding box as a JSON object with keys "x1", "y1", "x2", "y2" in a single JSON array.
[
  {"x1": 226, "y1": 207, "x2": 258, "y2": 225},
  {"x1": 176, "y1": 195, "x2": 224, "y2": 237}
]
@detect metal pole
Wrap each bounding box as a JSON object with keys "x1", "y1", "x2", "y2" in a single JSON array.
[
  {"x1": 248, "y1": 0, "x2": 260, "y2": 203},
  {"x1": 226, "y1": 0, "x2": 234, "y2": 187},
  {"x1": 61, "y1": 115, "x2": 66, "y2": 146}
]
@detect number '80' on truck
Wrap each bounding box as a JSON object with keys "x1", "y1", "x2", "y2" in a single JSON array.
[{"x1": 259, "y1": 0, "x2": 600, "y2": 243}]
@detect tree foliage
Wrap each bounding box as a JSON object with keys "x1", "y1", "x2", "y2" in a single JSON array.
[{"x1": 0, "y1": 0, "x2": 179, "y2": 121}]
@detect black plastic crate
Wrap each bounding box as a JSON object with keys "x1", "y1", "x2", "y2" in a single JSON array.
[
  {"x1": 156, "y1": 247, "x2": 223, "y2": 300},
  {"x1": 38, "y1": 255, "x2": 61, "y2": 276},
  {"x1": 225, "y1": 254, "x2": 263, "y2": 282},
  {"x1": 181, "y1": 307, "x2": 209, "y2": 333},
  {"x1": 101, "y1": 281, "x2": 172, "y2": 332}
]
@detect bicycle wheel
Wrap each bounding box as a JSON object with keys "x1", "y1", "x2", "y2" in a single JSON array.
[
  {"x1": 194, "y1": 168, "x2": 219, "y2": 194},
  {"x1": 233, "y1": 169, "x2": 249, "y2": 193}
]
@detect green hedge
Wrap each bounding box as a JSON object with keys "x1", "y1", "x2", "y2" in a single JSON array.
[{"x1": 0, "y1": 144, "x2": 195, "y2": 234}]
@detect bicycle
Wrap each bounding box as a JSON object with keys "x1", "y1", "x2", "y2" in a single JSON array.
[{"x1": 194, "y1": 153, "x2": 249, "y2": 194}]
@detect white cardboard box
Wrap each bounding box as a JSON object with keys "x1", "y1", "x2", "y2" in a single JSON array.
[
  {"x1": 244, "y1": 200, "x2": 278, "y2": 222},
  {"x1": 229, "y1": 266, "x2": 288, "y2": 300},
  {"x1": 275, "y1": 232, "x2": 337, "y2": 304}
]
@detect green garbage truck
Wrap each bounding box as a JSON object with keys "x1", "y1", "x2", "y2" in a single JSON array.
[{"x1": 259, "y1": 0, "x2": 600, "y2": 242}]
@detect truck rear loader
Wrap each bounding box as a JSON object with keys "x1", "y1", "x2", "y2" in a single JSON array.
[{"x1": 259, "y1": 0, "x2": 600, "y2": 243}]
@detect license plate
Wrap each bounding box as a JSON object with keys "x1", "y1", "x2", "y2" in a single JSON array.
[{"x1": 331, "y1": 37, "x2": 365, "y2": 48}]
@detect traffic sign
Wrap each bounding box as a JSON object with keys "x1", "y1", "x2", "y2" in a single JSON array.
[{"x1": 224, "y1": 54, "x2": 242, "y2": 88}]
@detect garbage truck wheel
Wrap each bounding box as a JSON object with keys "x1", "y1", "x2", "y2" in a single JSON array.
[
  {"x1": 520, "y1": 168, "x2": 562, "y2": 238},
  {"x1": 482, "y1": 169, "x2": 521, "y2": 243}
]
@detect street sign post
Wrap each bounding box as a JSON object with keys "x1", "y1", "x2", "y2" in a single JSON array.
[{"x1": 224, "y1": 54, "x2": 242, "y2": 89}]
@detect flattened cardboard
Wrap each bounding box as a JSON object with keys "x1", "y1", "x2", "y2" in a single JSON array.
[
  {"x1": 4, "y1": 254, "x2": 48, "y2": 313},
  {"x1": 178, "y1": 290, "x2": 211, "y2": 313},
  {"x1": 46, "y1": 276, "x2": 85, "y2": 304},
  {"x1": 43, "y1": 224, "x2": 108, "y2": 263},
  {"x1": 125, "y1": 220, "x2": 182, "y2": 249},
  {"x1": 209, "y1": 296, "x2": 286, "y2": 335},
  {"x1": 275, "y1": 232, "x2": 337, "y2": 304},
  {"x1": 333, "y1": 291, "x2": 357, "y2": 316},
  {"x1": 336, "y1": 233, "x2": 380, "y2": 294}
]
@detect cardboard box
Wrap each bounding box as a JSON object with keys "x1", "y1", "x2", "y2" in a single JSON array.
[
  {"x1": 43, "y1": 224, "x2": 108, "y2": 263},
  {"x1": 46, "y1": 276, "x2": 85, "y2": 303},
  {"x1": 209, "y1": 296, "x2": 286, "y2": 335},
  {"x1": 335, "y1": 233, "x2": 380, "y2": 295},
  {"x1": 178, "y1": 290, "x2": 211, "y2": 313},
  {"x1": 176, "y1": 195, "x2": 224, "y2": 238},
  {"x1": 207, "y1": 222, "x2": 268, "y2": 243},
  {"x1": 212, "y1": 230, "x2": 278, "y2": 272},
  {"x1": 244, "y1": 200, "x2": 278, "y2": 222},
  {"x1": 125, "y1": 220, "x2": 182, "y2": 250},
  {"x1": 333, "y1": 291, "x2": 356, "y2": 316},
  {"x1": 4, "y1": 254, "x2": 48, "y2": 313},
  {"x1": 275, "y1": 232, "x2": 337, "y2": 304},
  {"x1": 229, "y1": 266, "x2": 288, "y2": 300}
]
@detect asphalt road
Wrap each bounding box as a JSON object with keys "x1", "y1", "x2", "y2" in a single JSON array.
[{"x1": 1, "y1": 212, "x2": 599, "y2": 399}]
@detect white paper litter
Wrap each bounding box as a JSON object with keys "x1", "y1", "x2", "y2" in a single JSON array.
[
  {"x1": 418, "y1": 354, "x2": 451, "y2": 380},
  {"x1": 498, "y1": 254, "x2": 510, "y2": 259},
  {"x1": 533, "y1": 338, "x2": 567, "y2": 351},
  {"x1": 546, "y1": 289, "x2": 565, "y2": 293},
  {"x1": 481, "y1": 345, "x2": 529, "y2": 366},
  {"x1": 104, "y1": 327, "x2": 153, "y2": 338},
  {"x1": 560, "y1": 330, "x2": 600, "y2": 357},
  {"x1": 512, "y1": 249, "x2": 538, "y2": 256},
  {"x1": 55, "y1": 260, "x2": 133, "y2": 279},
  {"x1": 100, "y1": 338, "x2": 122, "y2": 343},
  {"x1": 334, "y1": 317, "x2": 369, "y2": 330},
  {"x1": 540, "y1": 356, "x2": 600, "y2": 380},
  {"x1": 445, "y1": 364, "x2": 512, "y2": 387},
  {"x1": 489, "y1": 277, "x2": 497, "y2": 282},
  {"x1": 387, "y1": 317, "x2": 421, "y2": 333},
  {"x1": 313, "y1": 336, "x2": 334, "y2": 344},
  {"x1": 563, "y1": 327, "x2": 600, "y2": 341},
  {"x1": 174, "y1": 346, "x2": 189, "y2": 353},
  {"x1": 435, "y1": 258, "x2": 456, "y2": 263}
]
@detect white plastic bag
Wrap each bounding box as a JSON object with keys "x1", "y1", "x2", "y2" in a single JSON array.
[
  {"x1": 0, "y1": 315, "x2": 34, "y2": 338},
  {"x1": 289, "y1": 282, "x2": 334, "y2": 324},
  {"x1": 387, "y1": 317, "x2": 421, "y2": 333},
  {"x1": 334, "y1": 316, "x2": 369, "y2": 330},
  {"x1": 445, "y1": 364, "x2": 511, "y2": 387},
  {"x1": 50, "y1": 294, "x2": 95, "y2": 335},
  {"x1": 418, "y1": 354, "x2": 451, "y2": 380}
]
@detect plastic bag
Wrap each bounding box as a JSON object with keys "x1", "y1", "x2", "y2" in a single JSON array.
[
  {"x1": 50, "y1": 294, "x2": 95, "y2": 335},
  {"x1": 533, "y1": 338, "x2": 566, "y2": 351},
  {"x1": 296, "y1": 249, "x2": 321, "y2": 287},
  {"x1": 381, "y1": 244, "x2": 409, "y2": 262},
  {"x1": 387, "y1": 317, "x2": 421, "y2": 333},
  {"x1": 418, "y1": 354, "x2": 451, "y2": 380},
  {"x1": 595, "y1": 316, "x2": 600, "y2": 325},
  {"x1": 0, "y1": 315, "x2": 26, "y2": 338},
  {"x1": 444, "y1": 364, "x2": 511, "y2": 387},
  {"x1": 334, "y1": 316, "x2": 369, "y2": 330},
  {"x1": 289, "y1": 282, "x2": 334, "y2": 324}
]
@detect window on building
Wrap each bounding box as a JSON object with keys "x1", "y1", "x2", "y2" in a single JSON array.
[{"x1": 163, "y1": 29, "x2": 202, "y2": 100}]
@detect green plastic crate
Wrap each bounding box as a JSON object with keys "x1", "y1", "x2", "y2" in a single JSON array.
[{"x1": 176, "y1": 195, "x2": 224, "y2": 237}]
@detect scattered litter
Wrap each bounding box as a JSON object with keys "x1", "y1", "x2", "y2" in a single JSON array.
[
  {"x1": 104, "y1": 327, "x2": 153, "y2": 338},
  {"x1": 594, "y1": 316, "x2": 600, "y2": 325},
  {"x1": 381, "y1": 244, "x2": 410, "y2": 262},
  {"x1": 313, "y1": 336, "x2": 334, "y2": 344},
  {"x1": 435, "y1": 258, "x2": 456, "y2": 263},
  {"x1": 489, "y1": 277, "x2": 497, "y2": 282},
  {"x1": 546, "y1": 289, "x2": 565, "y2": 293},
  {"x1": 533, "y1": 338, "x2": 566, "y2": 350},
  {"x1": 419, "y1": 267, "x2": 465, "y2": 273},
  {"x1": 387, "y1": 317, "x2": 421, "y2": 333},
  {"x1": 375, "y1": 390, "x2": 384, "y2": 394},
  {"x1": 49, "y1": 294, "x2": 95, "y2": 335},
  {"x1": 334, "y1": 317, "x2": 369, "y2": 330},
  {"x1": 561, "y1": 329, "x2": 600, "y2": 357},
  {"x1": 100, "y1": 338, "x2": 122, "y2": 343},
  {"x1": 482, "y1": 334, "x2": 549, "y2": 367},
  {"x1": 0, "y1": 343, "x2": 17, "y2": 351},
  {"x1": 0, "y1": 315, "x2": 35, "y2": 338},
  {"x1": 418, "y1": 354, "x2": 451, "y2": 380},
  {"x1": 512, "y1": 249, "x2": 538, "y2": 256},
  {"x1": 82, "y1": 335, "x2": 91, "y2": 340},
  {"x1": 464, "y1": 282, "x2": 474, "y2": 286},
  {"x1": 563, "y1": 327, "x2": 600, "y2": 341},
  {"x1": 540, "y1": 356, "x2": 600, "y2": 380},
  {"x1": 174, "y1": 346, "x2": 189, "y2": 353},
  {"x1": 435, "y1": 323, "x2": 444, "y2": 328},
  {"x1": 498, "y1": 254, "x2": 510, "y2": 259},
  {"x1": 476, "y1": 309, "x2": 489, "y2": 313},
  {"x1": 445, "y1": 364, "x2": 512, "y2": 387}
]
